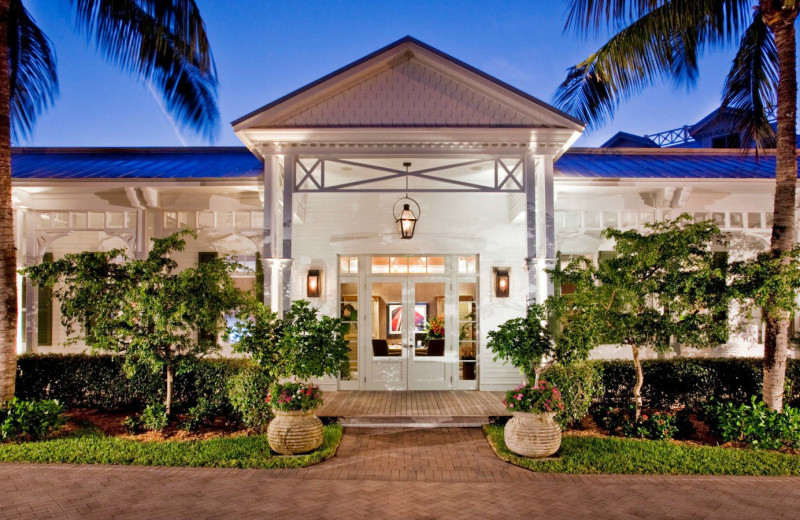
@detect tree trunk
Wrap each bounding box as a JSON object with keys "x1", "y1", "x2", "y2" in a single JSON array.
[
  {"x1": 0, "y1": 0, "x2": 17, "y2": 403},
  {"x1": 762, "y1": 6, "x2": 798, "y2": 412},
  {"x1": 631, "y1": 344, "x2": 644, "y2": 420},
  {"x1": 165, "y1": 364, "x2": 174, "y2": 417}
]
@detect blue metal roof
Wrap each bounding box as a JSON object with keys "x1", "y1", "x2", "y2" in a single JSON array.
[
  {"x1": 9, "y1": 147, "x2": 794, "y2": 181},
  {"x1": 555, "y1": 151, "x2": 790, "y2": 179},
  {"x1": 11, "y1": 147, "x2": 262, "y2": 180}
]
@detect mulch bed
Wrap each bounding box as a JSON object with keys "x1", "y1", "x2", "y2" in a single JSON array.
[{"x1": 62, "y1": 409, "x2": 253, "y2": 442}]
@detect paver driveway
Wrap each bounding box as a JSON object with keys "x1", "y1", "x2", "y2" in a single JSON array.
[{"x1": 1, "y1": 427, "x2": 799, "y2": 519}]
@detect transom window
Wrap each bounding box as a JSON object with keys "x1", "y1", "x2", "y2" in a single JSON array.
[{"x1": 371, "y1": 256, "x2": 445, "y2": 274}]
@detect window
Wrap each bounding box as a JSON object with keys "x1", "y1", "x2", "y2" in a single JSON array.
[
  {"x1": 371, "y1": 256, "x2": 445, "y2": 274},
  {"x1": 340, "y1": 282, "x2": 359, "y2": 381},
  {"x1": 712, "y1": 134, "x2": 740, "y2": 149},
  {"x1": 339, "y1": 256, "x2": 358, "y2": 274}
]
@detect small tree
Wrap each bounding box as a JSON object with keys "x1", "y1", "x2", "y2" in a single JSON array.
[
  {"x1": 550, "y1": 216, "x2": 731, "y2": 419},
  {"x1": 232, "y1": 299, "x2": 350, "y2": 382},
  {"x1": 22, "y1": 231, "x2": 242, "y2": 416},
  {"x1": 487, "y1": 303, "x2": 594, "y2": 386}
]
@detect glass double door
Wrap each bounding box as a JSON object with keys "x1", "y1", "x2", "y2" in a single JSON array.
[{"x1": 366, "y1": 277, "x2": 450, "y2": 390}]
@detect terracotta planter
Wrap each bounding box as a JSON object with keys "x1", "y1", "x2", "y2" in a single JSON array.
[
  {"x1": 504, "y1": 411, "x2": 561, "y2": 458},
  {"x1": 267, "y1": 409, "x2": 323, "y2": 455}
]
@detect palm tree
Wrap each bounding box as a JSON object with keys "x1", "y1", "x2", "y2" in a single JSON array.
[
  {"x1": 555, "y1": 0, "x2": 797, "y2": 411},
  {"x1": 0, "y1": 0, "x2": 219, "y2": 402}
]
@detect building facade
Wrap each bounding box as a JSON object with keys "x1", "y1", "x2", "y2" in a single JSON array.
[{"x1": 10, "y1": 38, "x2": 797, "y2": 392}]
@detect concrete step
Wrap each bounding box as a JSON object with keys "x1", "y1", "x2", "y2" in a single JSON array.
[{"x1": 332, "y1": 415, "x2": 498, "y2": 428}]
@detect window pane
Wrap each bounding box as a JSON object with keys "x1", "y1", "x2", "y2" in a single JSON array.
[
  {"x1": 602, "y1": 212, "x2": 618, "y2": 228},
  {"x1": 748, "y1": 212, "x2": 762, "y2": 229},
  {"x1": 88, "y1": 212, "x2": 105, "y2": 228},
  {"x1": 389, "y1": 256, "x2": 408, "y2": 274},
  {"x1": 71, "y1": 213, "x2": 87, "y2": 228},
  {"x1": 198, "y1": 211, "x2": 215, "y2": 228},
  {"x1": 251, "y1": 212, "x2": 263, "y2": 229},
  {"x1": 730, "y1": 212, "x2": 743, "y2": 228},
  {"x1": 458, "y1": 282, "x2": 477, "y2": 380},
  {"x1": 107, "y1": 212, "x2": 123, "y2": 228},
  {"x1": 235, "y1": 212, "x2": 250, "y2": 229},
  {"x1": 427, "y1": 256, "x2": 445, "y2": 274},
  {"x1": 711, "y1": 212, "x2": 725, "y2": 226},
  {"x1": 371, "y1": 256, "x2": 390, "y2": 274},
  {"x1": 340, "y1": 282, "x2": 358, "y2": 380},
  {"x1": 458, "y1": 256, "x2": 476, "y2": 274}
]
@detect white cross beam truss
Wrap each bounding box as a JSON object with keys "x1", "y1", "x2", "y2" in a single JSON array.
[{"x1": 293, "y1": 156, "x2": 525, "y2": 193}]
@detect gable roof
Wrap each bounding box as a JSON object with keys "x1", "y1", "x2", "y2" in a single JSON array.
[
  {"x1": 601, "y1": 132, "x2": 658, "y2": 148},
  {"x1": 232, "y1": 36, "x2": 584, "y2": 130}
]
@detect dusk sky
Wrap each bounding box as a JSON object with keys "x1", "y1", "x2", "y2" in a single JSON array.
[{"x1": 23, "y1": 0, "x2": 749, "y2": 148}]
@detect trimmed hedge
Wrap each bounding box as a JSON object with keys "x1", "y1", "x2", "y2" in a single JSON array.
[
  {"x1": 15, "y1": 354, "x2": 254, "y2": 413},
  {"x1": 593, "y1": 358, "x2": 800, "y2": 410}
]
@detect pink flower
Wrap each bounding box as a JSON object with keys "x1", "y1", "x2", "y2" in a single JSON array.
[
  {"x1": 516, "y1": 394, "x2": 523, "y2": 401},
  {"x1": 642, "y1": 414, "x2": 649, "y2": 421}
]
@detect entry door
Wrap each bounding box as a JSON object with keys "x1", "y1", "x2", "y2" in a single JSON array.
[
  {"x1": 365, "y1": 278, "x2": 451, "y2": 391},
  {"x1": 407, "y1": 280, "x2": 449, "y2": 390}
]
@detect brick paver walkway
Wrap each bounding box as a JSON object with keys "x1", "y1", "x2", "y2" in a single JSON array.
[{"x1": 2, "y1": 428, "x2": 800, "y2": 519}]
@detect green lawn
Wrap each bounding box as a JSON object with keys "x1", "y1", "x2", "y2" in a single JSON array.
[
  {"x1": 484, "y1": 425, "x2": 800, "y2": 476},
  {"x1": 0, "y1": 424, "x2": 343, "y2": 469}
]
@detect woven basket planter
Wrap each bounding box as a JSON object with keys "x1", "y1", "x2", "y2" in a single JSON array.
[
  {"x1": 504, "y1": 411, "x2": 561, "y2": 458},
  {"x1": 267, "y1": 409, "x2": 324, "y2": 455}
]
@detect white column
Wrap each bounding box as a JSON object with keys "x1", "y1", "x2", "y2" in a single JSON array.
[
  {"x1": 523, "y1": 154, "x2": 538, "y2": 305},
  {"x1": 537, "y1": 155, "x2": 556, "y2": 303},
  {"x1": 281, "y1": 154, "x2": 295, "y2": 314},
  {"x1": 134, "y1": 208, "x2": 147, "y2": 260},
  {"x1": 261, "y1": 152, "x2": 277, "y2": 308},
  {"x1": 23, "y1": 212, "x2": 38, "y2": 352}
]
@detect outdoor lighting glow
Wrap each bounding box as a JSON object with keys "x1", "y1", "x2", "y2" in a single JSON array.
[
  {"x1": 495, "y1": 269, "x2": 509, "y2": 298},
  {"x1": 397, "y1": 204, "x2": 417, "y2": 239},
  {"x1": 306, "y1": 269, "x2": 321, "y2": 298}
]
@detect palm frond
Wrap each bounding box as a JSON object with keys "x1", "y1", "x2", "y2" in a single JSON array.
[
  {"x1": 8, "y1": 0, "x2": 58, "y2": 142},
  {"x1": 721, "y1": 11, "x2": 778, "y2": 152},
  {"x1": 69, "y1": 0, "x2": 219, "y2": 141},
  {"x1": 555, "y1": 0, "x2": 751, "y2": 129},
  {"x1": 565, "y1": 0, "x2": 752, "y2": 45}
]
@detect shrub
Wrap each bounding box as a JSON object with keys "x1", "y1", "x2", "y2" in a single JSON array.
[
  {"x1": 182, "y1": 398, "x2": 218, "y2": 432},
  {"x1": 621, "y1": 411, "x2": 678, "y2": 440},
  {"x1": 121, "y1": 414, "x2": 142, "y2": 435},
  {"x1": 227, "y1": 368, "x2": 272, "y2": 431},
  {"x1": 141, "y1": 404, "x2": 168, "y2": 431},
  {"x1": 705, "y1": 396, "x2": 800, "y2": 450},
  {"x1": 594, "y1": 404, "x2": 678, "y2": 440},
  {"x1": 593, "y1": 358, "x2": 791, "y2": 410},
  {"x1": 503, "y1": 381, "x2": 564, "y2": 415},
  {"x1": 546, "y1": 363, "x2": 603, "y2": 428},
  {"x1": 15, "y1": 354, "x2": 253, "y2": 413},
  {"x1": 267, "y1": 382, "x2": 323, "y2": 412},
  {"x1": 0, "y1": 398, "x2": 65, "y2": 441}
]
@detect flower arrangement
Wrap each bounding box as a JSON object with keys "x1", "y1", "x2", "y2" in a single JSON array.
[
  {"x1": 424, "y1": 314, "x2": 445, "y2": 340},
  {"x1": 267, "y1": 382, "x2": 323, "y2": 412},
  {"x1": 503, "y1": 380, "x2": 564, "y2": 414}
]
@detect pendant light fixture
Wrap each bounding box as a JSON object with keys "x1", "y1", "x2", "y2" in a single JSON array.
[{"x1": 392, "y1": 162, "x2": 420, "y2": 239}]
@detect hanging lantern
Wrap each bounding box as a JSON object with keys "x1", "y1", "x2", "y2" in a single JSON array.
[
  {"x1": 495, "y1": 268, "x2": 510, "y2": 298},
  {"x1": 392, "y1": 162, "x2": 421, "y2": 239}
]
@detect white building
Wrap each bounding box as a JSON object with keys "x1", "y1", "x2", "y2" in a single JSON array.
[{"x1": 10, "y1": 37, "x2": 795, "y2": 392}]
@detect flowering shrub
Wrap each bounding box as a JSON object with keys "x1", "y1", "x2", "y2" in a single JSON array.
[
  {"x1": 267, "y1": 382, "x2": 323, "y2": 412},
  {"x1": 595, "y1": 405, "x2": 678, "y2": 440},
  {"x1": 503, "y1": 381, "x2": 564, "y2": 414},
  {"x1": 425, "y1": 315, "x2": 445, "y2": 340}
]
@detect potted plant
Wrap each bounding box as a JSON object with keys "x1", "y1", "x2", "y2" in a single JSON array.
[
  {"x1": 487, "y1": 302, "x2": 593, "y2": 457},
  {"x1": 503, "y1": 380, "x2": 564, "y2": 457},
  {"x1": 231, "y1": 299, "x2": 350, "y2": 455},
  {"x1": 266, "y1": 381, "x2": 324, "y2": 455},
  {"x1": 424, "y1": 314, "x2": 445, "y2": 355}
]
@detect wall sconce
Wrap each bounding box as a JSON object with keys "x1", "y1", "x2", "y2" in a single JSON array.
[
  {"x1": 494, "y1": 268, "x2": 509, "y2": 298},
  {"x1": 306, "y1": 269, "x2": 321, "y2": 298}
]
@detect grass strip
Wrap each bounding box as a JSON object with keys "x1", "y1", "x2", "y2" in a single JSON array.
[
  {"x1": 0, "y1": 424, "x2": 342, "y2": 469},
  {"x1": 483, "y1": 424, "x2": 800, "y2": 476}
]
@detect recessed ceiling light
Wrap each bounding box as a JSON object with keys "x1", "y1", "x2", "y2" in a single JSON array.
[
  {"x1": 341, "y1": 166, "x2": 352, "y2": 171},
  {"x1": 470, "y1": 166, "x2": 482, "y2": 171}
]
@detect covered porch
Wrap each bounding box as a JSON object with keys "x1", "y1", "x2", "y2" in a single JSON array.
[{"x1": 317, "y1": 390, "x2": 510, "y2": 426}]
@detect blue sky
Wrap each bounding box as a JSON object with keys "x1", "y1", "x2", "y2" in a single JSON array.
[{"x1": 23, "y1": 0, "x2": 748, "y2": 148}]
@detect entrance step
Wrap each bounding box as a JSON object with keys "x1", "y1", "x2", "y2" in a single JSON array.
[{"x1": 335, "y1": 415, "x2": 497, "y2": 428}]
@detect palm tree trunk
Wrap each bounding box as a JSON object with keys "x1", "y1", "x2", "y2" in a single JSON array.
[
  {"x1": 0, "y1": 0, "x2": 17, "y2": 403},
  {"x1": 763, "y1": 7, "x2": 798, "y2": 412},
  {"x1": 165, "y1": 364, "x2": 173, "y2": 417}
]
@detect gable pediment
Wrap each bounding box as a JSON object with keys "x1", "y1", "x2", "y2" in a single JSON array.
[{"x1": 234, "y1": 38, "x2": 584, "y2": 132}]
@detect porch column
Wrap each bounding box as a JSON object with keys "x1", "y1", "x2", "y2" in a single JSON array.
[
  {"x1": 280, "y1": 154, "x2": 295, "y2": 314},
  {"x1": 524, "y1": 154, "x2": 556, "y2": 305},
  {"x1": 23, "y1": 211, "x2": 38, "y2": 353},
  {"x1": 261, "y1": 152, "x2": 294, "y2": 315},
  {"x1": 134, "y1": 208, "x2": 147, "y2": 260}
]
